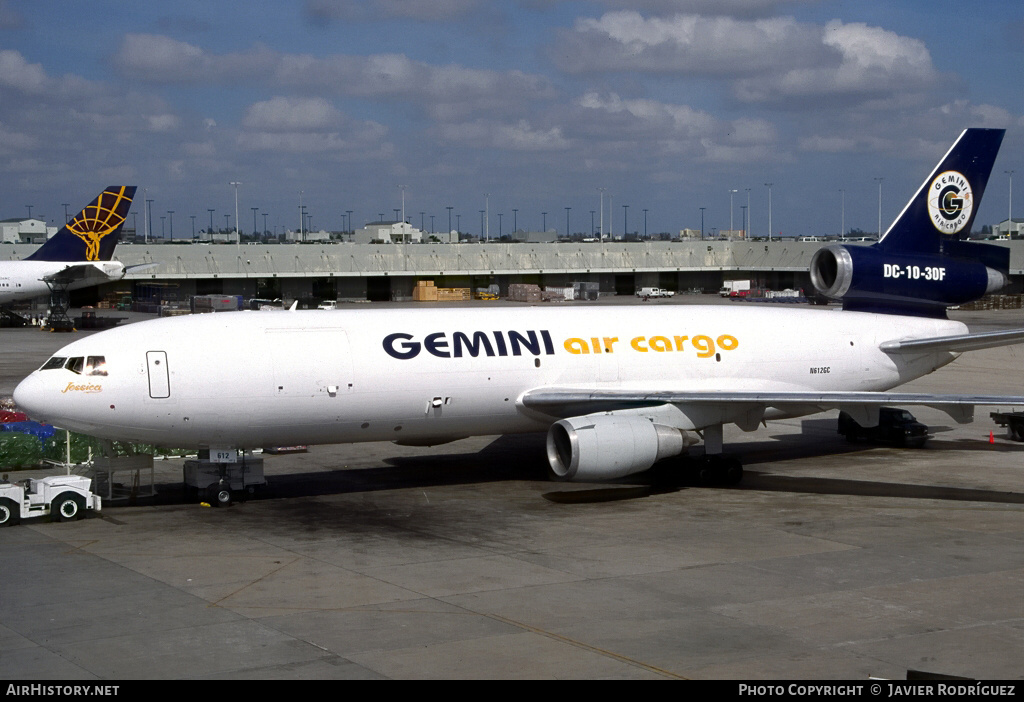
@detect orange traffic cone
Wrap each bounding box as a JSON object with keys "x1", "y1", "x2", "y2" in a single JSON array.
[{"x1": 989, "y1": 431, "x2": 995, "y2": 444}]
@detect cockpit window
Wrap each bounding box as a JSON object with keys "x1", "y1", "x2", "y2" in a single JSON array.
[
  {"x1": 65, "y1": 357, "x2": 84, "y2": 374},
  {"x1": 86, "y1": 356, "x2": 107, "y2": 376},
  {"x1": 40, "y1": 356, "x2": 67, "y2": 371}
]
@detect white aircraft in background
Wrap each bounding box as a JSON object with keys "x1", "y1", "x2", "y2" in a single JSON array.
[
  {"x1": 13, "y1": 130, "x2": 1024, "y2": 484},
  {"x1": 0, "y1": 186, "x2": 136, "y2": 306}
]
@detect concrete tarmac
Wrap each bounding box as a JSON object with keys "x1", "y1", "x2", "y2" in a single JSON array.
[{"x1": 1, "y1": 299, "x2": 1023, "y2": 679}]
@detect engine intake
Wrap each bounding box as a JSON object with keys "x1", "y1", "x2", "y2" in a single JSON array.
[
  {"x1": 546, "y1": 414, "x2": 695, "y2": 481},
  {"x1": 809, "y1": 243, "x2": 1008, "y2": 316}
]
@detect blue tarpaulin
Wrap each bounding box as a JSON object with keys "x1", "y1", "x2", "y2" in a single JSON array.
[{"x1": 1, "y1": 421, "x2": 57, "y2": 445}]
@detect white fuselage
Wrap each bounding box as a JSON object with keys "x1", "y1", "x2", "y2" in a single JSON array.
[
  {"x1": 13, "y1": 304, "x2": 966, "y2": 449},
  {"x1": 0, "y1": 260, "x2": 125, "y2": 305}
]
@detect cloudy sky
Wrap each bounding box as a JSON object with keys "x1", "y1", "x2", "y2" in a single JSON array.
[{"x1": 1, "y1": 0, "x2": 1022, "y2": 239}]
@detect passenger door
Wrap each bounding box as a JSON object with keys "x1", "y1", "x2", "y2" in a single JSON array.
[{"x1": 146, "y1": 351, "x2": 170, "y2": 399}]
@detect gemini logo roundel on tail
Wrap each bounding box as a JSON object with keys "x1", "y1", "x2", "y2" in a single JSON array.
[
  {"x1": 67, "y1": 186, "x2": 134, "y2": 261},
  {"x1": 927, "y1": 170, "x2": 973, "y2": 235}
]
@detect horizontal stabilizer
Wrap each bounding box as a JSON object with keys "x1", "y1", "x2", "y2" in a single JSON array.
[
  {"x1": 880, "y1": 328, "x2": 1024, "y2": 354},
  {"x1": 41, "y1": 262, "x2": 126, "y2": 286}
]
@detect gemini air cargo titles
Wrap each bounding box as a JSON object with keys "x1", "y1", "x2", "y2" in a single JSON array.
[{"x1": 14, "y1": 129, "x2": 1024, "y2": 485}]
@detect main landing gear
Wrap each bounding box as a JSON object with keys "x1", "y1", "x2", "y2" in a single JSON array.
[
  {"x1": 693, "y1": 455, "x2": 744, "y2": 485},
  {"x1": 695, "y1": 423, "x2": 743, "y2": 486}
]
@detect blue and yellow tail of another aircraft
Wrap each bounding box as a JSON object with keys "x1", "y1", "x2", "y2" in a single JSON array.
[{"x1": 26, "y1": 186, "x2": 137, "y2": 263}]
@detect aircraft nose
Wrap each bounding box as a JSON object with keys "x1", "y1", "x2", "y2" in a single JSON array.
[{"x1": 13, "y1": 373, "x2": 51, "y2": 422}]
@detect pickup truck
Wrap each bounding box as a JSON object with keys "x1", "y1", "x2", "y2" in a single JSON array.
[
  {"x1": 837, "y1": 407, "x2": 929, "y2": 447},
  {"x1": 635, "y1": 287, "x2": 674, "y2": 298}
]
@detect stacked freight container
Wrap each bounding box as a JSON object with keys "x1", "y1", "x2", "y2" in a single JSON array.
[
  {"x1": 413, "y1": 280, "x2": 438, "y2": 301},
  {"x1": 507, "y1": 283, "x2": 542, "y2": 302}
]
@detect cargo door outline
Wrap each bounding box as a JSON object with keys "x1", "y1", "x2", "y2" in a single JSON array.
[{"x1": 146, "y1": 351, "x2": 170, "y2": 398}]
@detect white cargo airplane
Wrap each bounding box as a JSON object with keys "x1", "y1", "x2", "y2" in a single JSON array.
[
  {"x1": 0, "y1": 186, "x2": 137, "y2": 306},
  {"x1": 13, "y1": 131, "x2": 1024, "y2": 483}
]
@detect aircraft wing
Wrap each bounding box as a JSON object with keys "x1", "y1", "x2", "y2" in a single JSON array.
[
  {"x1": 520, "y1": 389, "x2": 1024, "y2": 428},
  {"x1": 880, "y1": 328, "x2": 1024, "y2": 354},
  {"x1": 41, "y1": 262, "x2": 125, "y2": 286}
]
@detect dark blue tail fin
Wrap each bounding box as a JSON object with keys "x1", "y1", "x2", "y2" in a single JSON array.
[
  {"x1": 877, "y1": 129, "x2": 1003, "y2": 254},
  {"x1": 26, "y1": 186, "x2": 137, "y2": 262},
  {"x1": 810, "y1": 129, "x2": 1009, "y2": 317}
]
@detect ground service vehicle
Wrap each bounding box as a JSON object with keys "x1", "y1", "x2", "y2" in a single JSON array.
[
  {"x1": 838, "y1": 407, "x2": 929, "y2": 447},
  {"x1": 990, "y1": 410, "x2": 1024, "y2": 441},
  {"x1": 635, "y1": 287, "x2": 674, "y2": 298},
  {"x1": 0, "y1": 475, "x2": 101, "y2": 525}
]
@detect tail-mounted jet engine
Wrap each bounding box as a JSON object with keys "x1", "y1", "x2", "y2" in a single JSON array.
[
  {"x1": 546, "y1": 414, "x2": 697, "y2": 481},
  {"x1": 809, "y1": 242, "x2": 1008, "y2": 317}
]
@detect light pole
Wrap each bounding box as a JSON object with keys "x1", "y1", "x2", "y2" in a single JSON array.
[
  {"x1": 208, "y1": 209, "x2": 215, "y2": 238},
  {"x1": 565, "y1": 207, "x2": 571, "y2": 238},
  {"x1": 62, "y1": 203, "x2": 70, "y2": 223},
  {"x1": 398, "y1": 184, "x2": 407, "y2": 225},
  {"x1": 252, "y1": 207, "x2": 259, "y2": 240},
  {"x1": 298, "y1": 190, "x2": 304, "y2": 242},
  {"x1": 513, "y1": 208, "x2": 518, "y2": 233},
  {"x1": 446, "y1": 206, "x2": 453, "y2": 237},
  {"x1": 876, "y1": 177, "x2": 884, "y2": 240},
  {"x1": 740, "y1": 205, "x2": 747, "y2": 239},
  {"x1": 745, "y1": 188, "x2": 751, "y2": 238},
  {"x1": 147, "y1": 199, "x2": 154, "y2": 244},
  {"x1": 764, "y1": 183, "x2": 773, "y2": 241},
  {"x1": 542, "y1": 212, "x2": 547, "y2": 232},
  {"x1": 598, "y1": 188, "x2": 607, "y2": 242},
  {"x1": 700, "y1": 207, "x2": 705, "y2": 239},
  {"x1": 643, "y1": 209, "x2": 648, "y2": 239},
  {"x1": 230, "y1": 181, "x2": 241, "y2": 246},
  {"x1": 622, "y1": 204, "x2": 628, "y2": 238},
  {"x1": 484, "y1": 193, "x2": 489, "y2": 242},
  {"x1": 167, "y1": 210, "x2": 174, "y2": 240},
  {"x1": 839, "y1": 189, "x2": 845, "y2": 238},
  {"x1": 190, "y1": 215, "x2": 195, "y2": 239},
  {"x1": 1006, "y1": 170, "x2": 1015, "y2": 236},
  {"x1": 729, "y1": 189, "x2": 738, "y2": 236}
]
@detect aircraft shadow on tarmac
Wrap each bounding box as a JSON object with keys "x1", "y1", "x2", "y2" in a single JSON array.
[{"x1": 153, "y1": 426, "x2": 1024, "y2": 509}]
